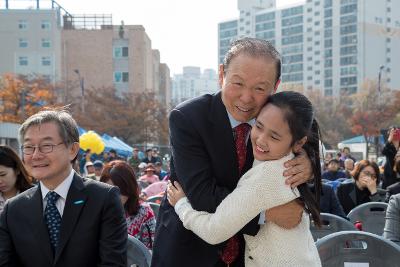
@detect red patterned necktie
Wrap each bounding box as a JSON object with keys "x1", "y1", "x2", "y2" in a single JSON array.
[
  {"x1": 221, "y1": 123, "x2": 251, "y2": 266},
  {"x1": 234, "y1": 123, "x2": 251, "y2": 174}
]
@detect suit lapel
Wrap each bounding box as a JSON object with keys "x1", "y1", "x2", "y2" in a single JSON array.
[
  {"x1": 55, "y1": 174, "x2": 87, "y2": 262},
  {"x1": 208, "y1": 92, "x2": 240, "y2": 186},
  {"x1": 29, "y1": 185, "x2": 54, "y2": 263}
]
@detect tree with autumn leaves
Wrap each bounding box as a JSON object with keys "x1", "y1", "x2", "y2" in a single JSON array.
[
  {"x1": 347, "y1": 80, "x2": 400, "y2": 158},
  {"x1": 70, "y1": 86, "x2": 169, "y2": 147},
  {"x1": 0, "y1": 73, "x2": 59, "y2": 123}
]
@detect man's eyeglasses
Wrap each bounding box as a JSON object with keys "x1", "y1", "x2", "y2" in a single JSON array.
[
  {"x1": 361, "y1": 170, "x2": 377, "y2": 179},
  {"x1": 21, "y1": 142, "x2": 64, "y2": 155}
]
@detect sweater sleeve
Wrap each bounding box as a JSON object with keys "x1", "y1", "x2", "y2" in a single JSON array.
[{"x1": 174, "y1": 160, "x2": 299, "y2": 245}]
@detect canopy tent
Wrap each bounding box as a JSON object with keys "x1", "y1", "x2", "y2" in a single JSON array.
[
  {"x1": 338, "y1": 135, "x2": 385, "y2": 161},
  {"x1": 102, "y1": 134, "x2": 132, "y2": 158},
  {"x1": 78, "y1": 127, "x2": 132, "y2": 158},
  {"x1": 112, "y1": 136, "x2": 133, "y2": 152},
  {"x1": 339, "y1": 135, "x2": 385, "y2": 145}
]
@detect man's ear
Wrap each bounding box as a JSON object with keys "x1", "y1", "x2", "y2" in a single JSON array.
[
  {"x1": 293, "y1": 136, "x2": 307, "y2": 153},
  {"x1": 273, "y1": 79, "x2": 281, "y2": 92},
  {"x1": 69, "y1": 142, "x2": 80, "y2": 161},
  {"x1": 218, "y1": 64, "x2": 225, "y2": 88}
]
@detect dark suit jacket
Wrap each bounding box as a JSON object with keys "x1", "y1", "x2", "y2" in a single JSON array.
[
  {"x1": 152, "y1": 92, "x2": 260, "y2": 267},
  {"x1": 309, "y1": 183, "x2": 346, "y2": 218},
  {"x1": 0, "y1": 174, "x2": 127, "y2": 267},
  {"x1": 336, "y1": 181, "x2": 386, "y2": 215}
]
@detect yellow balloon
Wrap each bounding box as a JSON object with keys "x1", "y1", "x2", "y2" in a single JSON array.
[{"x1": 79, "y1": 131, "x2": 105, "y2": 155}]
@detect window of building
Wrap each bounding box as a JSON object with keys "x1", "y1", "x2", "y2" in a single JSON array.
[
  {"x1": 41, "y1": 38, "x2": 51, "y2": 48},
  {"x1": 325, "y1": 89, "x2": 333, "y2": 96},
  {"x1": 315, "y1": 1, "x2": 320, "y2": 6},
  {"x1": 324, "y1": 19, "x2": 332, "y2": 28},
  {"x1": 19, "y1": 56, "x2": 28, "y2": 66},
  {"x1": 386, "y1": 57, "x2": 391, "y2": 63},
  {"x1": 315, "y1": 50, "x2": 320, "y2": 55},
  {"x1": 315, "y1": 41, "x2": 320, "y2": 45},
  {"x1": 315, "y1": 30, "x2": 320, "y2": 36},
  {"x1": 114, "y1": 72, "x2": 129, "y2": 83},
  {"x1": 341, "y1": 35, "x2": 357, "y2": 45},
  {"x1": 307, "y1": 8, "x2": 312, "y2": 12},
  {"x1": 307, "y1": 47, "x2": 312, "y2": 51},
  {"x1": 314, "y1": 21, "x2": 320, "y2": 26},
  {"x1": 282, "y1": 25, "x2": 303, "y2": 36},
  {"x1": 18, "y1": 20, "x2": 27, "y2": 29},
  {"x1": 324, "y1": 9, "x2": 332, "y2": 18},
  {"x1": 307, "y1": 56, "x2": 313, "y2": 61},
  {"x1": 324, "y1": 49, "x2": 332, "y2": 57},
  {"x1": 340, "y1": 4, "x2": 357, "y2": 15},
  {"x1": 315, "y1": 70, "x2": 321, "y2": 75},
  {"x1": 325, "y1": 39, "x2": 332, "y2": 48},
  {"x1": 325, "y1": 59, "x2": 332, "y2": 67},
  {"x1": 19, "y1": 38, "x2": 28, "y2": 48},
  {"x1": 324, "y1": 69, "x2": 332, "y2": 78},
  {"x1": 307, "y1": 66, "x2": 312, "y2": 71},
  {"x1": 41, "y1": 56, "x2": 51, "y2": 66},
  {"x1": 341, "y1": 14, "x2": 357, "y2": 25},
  {"x1": 325, "y1": 79, "x2": 333, "y2": 87},
  {"x1": 315, "y1": 11, "x2": 320, "y2": 16},
  {"x1": 307, "y1": 37, "x2": 312, "y2": 42},
  {"x1": 324, "y1": 0, "x2": 332, "y2": 8},
  {"x1": 315, "y1": 60, "x2": 320, "y2": 65},
  {"x1": 307, "y1": 18, "x2": 312, "y2": 22},
  {"x1": 315, "y1": 80, "x2": 320, "y2": 85},
  {"x1": 340, "y1": 24, "x2": 357, "y2": 34},
  {"x1": 41, "y1": 20, "x2": 51, "y2": 30},
  {"x1": 340, "y1": 76, "x2": 357, "y2": 86},
  {"x1": 340, "y1": 55, "x2": 357, "y2": 65},
  {"x1": 114, "y1": 47, "x2": 129, "y2": 58},
  {"x1": 340, "y1": 45, "x2": 357, "y2": 55}
]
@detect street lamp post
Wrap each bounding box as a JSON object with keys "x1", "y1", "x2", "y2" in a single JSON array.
[
  {"x1": 74, "y1": 69, "x2": 85, "y2": 113},
  {"x1": 376, "y1": 65, "x2": 385, "y2": 158}
]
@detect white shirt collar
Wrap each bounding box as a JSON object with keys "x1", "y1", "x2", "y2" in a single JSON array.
[
  {"x1": 226, "y1": 109, "x2": 255, "y2": 129},
  {"x1": 40, "y1": 169, "x2": 75, "y2": 201}
]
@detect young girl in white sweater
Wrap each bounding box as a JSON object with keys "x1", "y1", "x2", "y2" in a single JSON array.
[{"x1": 167, "y1": 91, "x2": 322, "y2": 267}]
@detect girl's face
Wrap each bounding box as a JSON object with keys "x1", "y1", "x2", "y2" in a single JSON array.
[
  {"x1": 0, "y1": 165, "x2": 18, "y2": 195},
  {"x1": 251, "y1": 104, "x2": 305, "y2": 161}
]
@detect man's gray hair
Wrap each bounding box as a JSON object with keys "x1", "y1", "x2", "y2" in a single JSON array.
[
  {"x1": 223, "y1": 37, "x2": 281, "y2": 83},
  {"x1": 19, "y1": 107, "x2": 79, "y2": 146}
]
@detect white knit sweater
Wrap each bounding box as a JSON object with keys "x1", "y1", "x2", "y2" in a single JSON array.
[{"x1": 174, "y1": 153, "x2": 321, "y2": 267}]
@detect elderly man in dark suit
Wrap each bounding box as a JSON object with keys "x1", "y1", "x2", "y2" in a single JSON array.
[
  {"x1": 0, "y1": 108, "x2": 127, "y2": 267},
  {"x1": 151, "y1": 38, "x2": 313, "y2": 267}
]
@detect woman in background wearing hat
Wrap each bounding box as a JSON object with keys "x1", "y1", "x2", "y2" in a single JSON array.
[
  {"x1": 100, "y1": 160, "x2": 156, "y2": 249},
  {"x1": 138, "y1": 163, "x2": 160, "y2": 185}
]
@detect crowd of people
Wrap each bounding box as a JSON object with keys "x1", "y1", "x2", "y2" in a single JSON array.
[{"x1": 0, "y1": 37, "x2": 399, "y2": 266}]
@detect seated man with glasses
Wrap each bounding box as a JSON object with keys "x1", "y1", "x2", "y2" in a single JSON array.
[
  {"x1": 0, "y1": 108, "x2": 127, "y2": 267},
  {"x1": 336, "y1": 159, "x2": 386, "y2": 214}
]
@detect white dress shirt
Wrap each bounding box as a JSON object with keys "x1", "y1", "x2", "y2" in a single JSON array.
[{"x1": 40, "y1": 169, "x2": 75, "y2": 217}]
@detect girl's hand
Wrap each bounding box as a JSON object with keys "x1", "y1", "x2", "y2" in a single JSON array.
[{"x1": 167, "y1": 181, "x2": 186, "y2": 206}]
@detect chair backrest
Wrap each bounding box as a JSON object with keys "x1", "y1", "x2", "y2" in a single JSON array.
[
  {"x1": 127, "y1": 235, "x2": 152, "y2": 267},
  {"x1": 316, "y1": 231, "x2": 400, "y2": 267},
  {"x1": 347, "y1": 202, "x2": 388, "y2": 235},
  {"x1": 149, "y1": 202, "x2": 160, "y2": 218},
  {"x1": 310, "y1": 213, "x2": 356, "y2": 241}
]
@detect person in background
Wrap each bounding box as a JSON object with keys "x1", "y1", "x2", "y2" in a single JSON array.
[
  {"x1": 308, "y1": 183, "x2": 346, "y2": 218},
  {"x1": 0, "y1": 145, "x2": 33, "y2": 214},
  {"x1": 154, "y1": 162, "x2": 167, "y2": 180},
  {"x1": 79, "y1": 149, "x2": 91, "y2": 174},
  {"x1": 383, "y1": 193, "x2": 400, "y2": 244},
  {"x1": 108, "y1": 149, "x2": 119, "y2": 162},
  {"x1": 344, "y1": 158, "x2": 355, "y2": 179},
  {"x1": 93, "y1": 160, "x2": 104, "y2": 180},
  {"x1": 143, "y1": 149, "x2": 158, "y2": 164},
  {"x1": 339, "y1": 147, "x2": 356, "y2": 168},
  {"x1": 100, "y1": 160, "x2": 156, "y2": 249},
  {"x1": 0, "y1": 108, "x2": 127, "y2": 266},
  {"x1": 139, "y1": 164, "x2": 160, "y2": 185},
  {"x1": 83, "y1": 161, "x2": 96, "y2": 180},
  {"x1": 336, "y1": 159, "x2": 386, "y2": 214},
  {"x1": 129, "y1": 148, "x2": 141, "y2": 175},
  {"x1": 322, "y1": 159, "x2": 347, "y2": 181},
  {"x1": 382, "y1": 127, "x2": 400, "y2": 189}
]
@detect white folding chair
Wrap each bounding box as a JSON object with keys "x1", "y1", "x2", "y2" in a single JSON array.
[
  {"x1": 127, "y1": 235, "x2": 152, "y2": 267},
  {"x1": 316, "y1": 231, "x2": 400, "y2": 267},
  {"x1": 310, "y1": 213, "x2": 356, "y2": 241},
  {"x1": 348, "y1": 202, "x2": 388, "y2": 235}
]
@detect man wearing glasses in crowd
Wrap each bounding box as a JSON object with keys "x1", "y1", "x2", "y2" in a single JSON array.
[{"x1": 0, "y1": 108, "x2": 127, "y2": 267}]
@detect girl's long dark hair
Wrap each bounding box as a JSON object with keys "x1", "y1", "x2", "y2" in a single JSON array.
[{"x1": 267, "y1": 91, "x2": 322, "y2": 227}]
